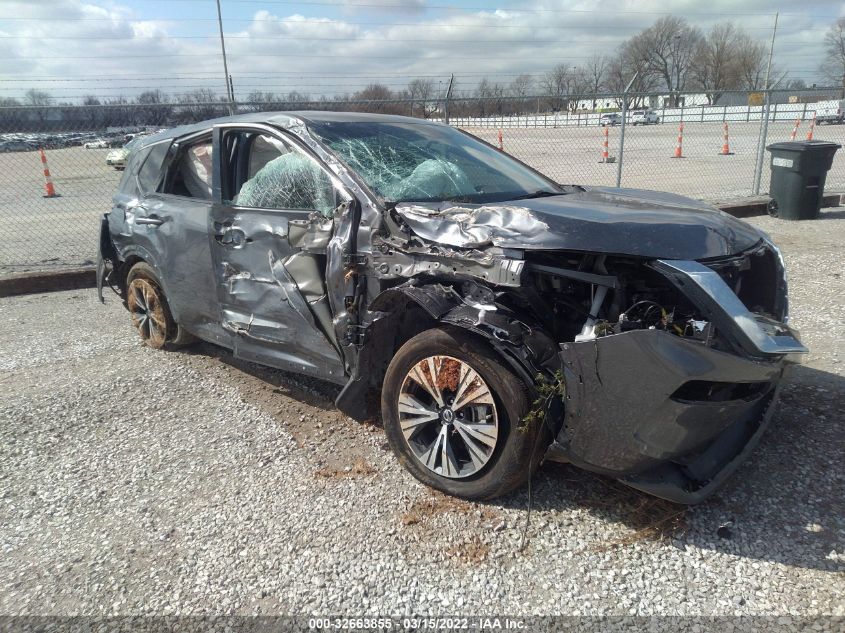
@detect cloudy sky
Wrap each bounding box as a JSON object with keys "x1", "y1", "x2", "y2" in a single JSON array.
[{"x1": 0, "y1": 0, "x2": 843, "y2": 102}]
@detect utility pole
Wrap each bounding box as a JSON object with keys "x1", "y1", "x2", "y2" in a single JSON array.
[
  {"x1": 216, "y1": 0, "x2": 235, "y2": 115},
  {"x1": 752, "y1": 12, "x2": 778, "y2": 195},
  {"x1": 444, "y1": 74, "x2": 454, "y2": 125},
  {"x1": 616, "y1": 71, "x2": 638, "y2": 188},
  {"x1": 764, "y1": 12, "x2": 778, "y2": 92}
]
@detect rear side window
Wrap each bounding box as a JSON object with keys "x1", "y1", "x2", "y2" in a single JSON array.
[
  {"x1": 117, "y1": 147, "x2": 148, "y2": 193},
  {"x1": 161, "y1": 136, "x2": 213, "y2": 200},
  {"x1": 137, "y1": 140, "x2": 171, "y2": 194}
]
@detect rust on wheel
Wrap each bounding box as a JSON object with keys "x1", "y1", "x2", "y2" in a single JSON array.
[
  {"x1": 127, "y1": 277, "x2": 168, "y2": 348},
  {"x1": 398, "y1": 355, "x2": 499, "y2": 479}
]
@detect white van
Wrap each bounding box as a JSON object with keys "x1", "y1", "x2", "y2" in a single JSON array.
[{"x1": 814, "y1": 100, "x2": 845, "y2": 124}]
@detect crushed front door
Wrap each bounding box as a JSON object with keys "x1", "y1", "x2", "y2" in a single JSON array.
[{"x1": 209, "y1": 124, "x2": 348, "y2": 383}]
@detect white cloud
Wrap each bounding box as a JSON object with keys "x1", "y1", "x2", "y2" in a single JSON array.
[{"x1": 0, "y1": 0, "x2": 837, "y2": 102}]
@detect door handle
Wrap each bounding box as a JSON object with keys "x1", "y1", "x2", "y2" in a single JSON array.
[
  {"x1": 215, "y1": 227, "x2": 245, "y2": 246},
  {"x1": 136, "y1": 215, "x2": 165, "y2": 226}
]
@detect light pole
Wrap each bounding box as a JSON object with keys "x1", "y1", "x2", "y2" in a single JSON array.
[
  {"x1": 752, "y1": 12, "x2": 779, "y2": 195},
  {"x1": 215, "y1": 0, "x2": 235, "y2": 114}
]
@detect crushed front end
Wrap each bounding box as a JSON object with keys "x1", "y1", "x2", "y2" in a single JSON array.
[{"x1": 540, "y1": 241, "x2": 806, "y2": 503}]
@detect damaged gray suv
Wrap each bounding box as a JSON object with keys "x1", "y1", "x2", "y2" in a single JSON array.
[{"x1": 98, "y1": 112, "x2": 807, "y2": 504}]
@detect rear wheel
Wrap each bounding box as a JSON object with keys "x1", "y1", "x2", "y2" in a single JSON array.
[
  {"x1": 126, "y1": 262, "x2": 194, "y2": 349},
  {"x1": 381, "y1": 327, "x2": 548, "y2": 500}
]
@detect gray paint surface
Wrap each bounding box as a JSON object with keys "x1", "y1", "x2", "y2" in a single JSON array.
[{"x1": 99, "y1": 110, "x2": 804, "y2": 503}]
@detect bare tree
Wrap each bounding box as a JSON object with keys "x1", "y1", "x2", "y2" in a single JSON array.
[
  {"x1": 24, "y1": 89, "x2": 52, "y2": 107},
  {"x1": 245, "y1": 91, "x2": 278, "y2": 112},
  {"x1": 136, "y1": 89, "x2": 167, "y2": 105},
  {"x1": 690, "y1": 22, "x2": 747, "y2": 104},
  {"x1": 352, "y1": 84, "x2": 404, "y2": 114},
  {"x1": 136, "y1": 89, "x2": 172, "y2": 125},
  {"x1": 541, "y1": 64, "x2": 575, "y2": 112},
  {"x1": 509, "y1": 74, "x2": 533, "y2": 98},
  {"x1": 605, "y1": 47, "x2": 660, "y2": 109},
  {"x1": 24, "y1": 89, "x2": 53, "y2": 123},
  {"x1": 821, "y1": 18, "x2": 845, "y2": 97},
  {"x1": 582, "y1": 54, "x2": 610, "y2": 108},
  {"x1": 80, "y1": 95, "x2": 102, "y2": 129},
  {"x1": 408, "y1": 78, "x2": 435, "y2": 117},
  {"x1": 177, "y1": 89, "x2": 223, "y2": 122},
  {"x1": 783, "y1": 78, "x2": 807, "y2": 90},
  {"x1": 627, "y1": 16, "x2": 703, "y2": 105},
  {"x1": 0, "y1": 97, "x2": 22, "y2": 130},
  {"x1": 734, "y1": 35, "x2": 768, "y2": 91},
  {"x1": 508, "y1": 74, "x2": 533, "y2": 114},
  {"x1": 474, "y1": 78, "x2": 506, "y2": 116}
]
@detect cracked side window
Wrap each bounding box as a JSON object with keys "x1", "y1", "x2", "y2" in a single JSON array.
[
  {"x1": 161, "y1": 137, "x2": 213, "y2": 200},
  {"x1": 136, "y1": 141, "x2": 171, "y2": 194},
  {"x1": 225, "y1": 132, "x2": 337, "y2": 217}
]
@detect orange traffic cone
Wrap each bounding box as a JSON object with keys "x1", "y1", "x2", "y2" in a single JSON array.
[
  {"x1": 40, "y1": 148, "x2": 60, "y2": 198},
  {"x1": 789, "y1": 117, "x2": 800, "y2": 141},
  {"x1": 719, "y1": 122, "x2": 734, "y2": 155},
  {"x1": 598, "y1": 125, "x2": 615, "y2": 163},
  {"x1": 806, "y1": 115, "x2": 816, "y2": 141},
  {"x1": 672, "y1": 123, "x2": 685, "y2": 158},
  {"x1": 497, "y1": 128, "x2": 503, "y2": 151}
]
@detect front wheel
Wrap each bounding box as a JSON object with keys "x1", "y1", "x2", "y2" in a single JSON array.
[{"x1": 381, "y1": 327, "x2": 548, "y2": 500}]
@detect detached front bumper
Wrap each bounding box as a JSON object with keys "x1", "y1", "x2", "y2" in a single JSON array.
[{"x1": 546, "y1": 258, "x2": 806, "y2": 504}]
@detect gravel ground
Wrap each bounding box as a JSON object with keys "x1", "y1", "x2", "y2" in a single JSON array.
[{"x1": 0, "y1": 212, "x2": 843, "y2": 617}]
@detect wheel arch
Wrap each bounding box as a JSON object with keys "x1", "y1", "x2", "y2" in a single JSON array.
[
  {"x1": 112, "y1": 245, "x2": 170, "y2": 305},
  {"x1": 335, "y1": 282, "x2": 547, "y2": 421}
]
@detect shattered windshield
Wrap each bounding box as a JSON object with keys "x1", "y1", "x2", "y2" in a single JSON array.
[{"x1": 307, "y1": 120, "x2": 560, "y2": 204}]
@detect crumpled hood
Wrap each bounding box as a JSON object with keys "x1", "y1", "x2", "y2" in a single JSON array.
[{"x1": 394, "y1": 186, "x2": 763, "y2": 260}]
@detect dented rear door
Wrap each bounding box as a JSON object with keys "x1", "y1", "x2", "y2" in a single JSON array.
[{"x1": 208, "y1": 123, "x2": 347, "y2": 383}]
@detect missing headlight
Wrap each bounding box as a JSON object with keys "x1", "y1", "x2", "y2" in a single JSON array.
[{"x1": 594, "y1": 299, "x2": 713, "y2": 343}]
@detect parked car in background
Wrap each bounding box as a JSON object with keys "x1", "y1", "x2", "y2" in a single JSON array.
[
  {"x1": 814, "y1": 100, "x2": 845, "y2": 124},
  {"x1": 599, "y1": 113, "x2": 621, "y2": 126},
  {"x1": 631, "y1": 110, "x2": 660, "y2": 125},
  {"x1": 84, "y1": 139, "x2": 109, "y2": 149},
  {"x1": 0, "y1": 139, "x2": 35, "y2": 153},
  {"x1": 98, "y1": 111, "x2": 806, "y2": 504},
  {"x1": 105, "y1": 136, "x2": 144, "y2": 170}
]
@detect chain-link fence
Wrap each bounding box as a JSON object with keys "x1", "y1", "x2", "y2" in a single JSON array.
[{"x1": 1, "y1": 88, "x2": 843, "y2": 275}]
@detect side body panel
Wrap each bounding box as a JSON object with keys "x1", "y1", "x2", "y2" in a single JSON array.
[
  {"x1": 107, "y1": 141, "x2": 172, "y2": 280},
  {"x1": 141, "y1": 192, "x2": 224, "y2": 344},
  {"x1": 208, "y1": 124, "x2": 347, "y2": 383}
]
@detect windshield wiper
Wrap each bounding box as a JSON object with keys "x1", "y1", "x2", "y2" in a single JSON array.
[{"x1": 508, "y1": 190, "x2": 562, "y2": 201}]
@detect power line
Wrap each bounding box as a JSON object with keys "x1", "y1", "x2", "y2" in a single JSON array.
[
  {"x1": 0, "y1": 53, "x2": 624, "y2": 60},
  {"x1": 0, "y1": 15, "x2": 833, "y2": 28},
  {"x1": 59, "y1": 0, "x2": 840, "y2": 18},
  {"x1": 0, "y1": 72, "x2": 529, "y2": 80},
  {"x1": 0, "y1": 33, "x2": 831, "y2": 41}
]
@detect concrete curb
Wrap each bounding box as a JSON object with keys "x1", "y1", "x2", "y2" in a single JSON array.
[
  {"x1": 0, "y1": 267, "x2": 96, "y2": 298},
  {"x1": 1, "y1": 192, "x2": 843, "y2": 298}
]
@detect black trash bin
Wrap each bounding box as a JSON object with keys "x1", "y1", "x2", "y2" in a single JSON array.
[{"x1": 766, "y1": 140, "x2": 841, "y2": 220}]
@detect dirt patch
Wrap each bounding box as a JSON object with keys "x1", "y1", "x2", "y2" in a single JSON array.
[
  {"x1": 436, "y1": 357, "x2": 462, "y2": 392},
  {"x1": 446, "y1": 535, "x2": 490, "y2": 565},
  {"x1": 587, "y1": 479, "x2": 687, "y2": 551},
  {"x1": 401, "y1": 490, "x2": 500, "y2": 526},
  {"x1": 315, "y1": 457, "x2": 378, "y2": 479}
]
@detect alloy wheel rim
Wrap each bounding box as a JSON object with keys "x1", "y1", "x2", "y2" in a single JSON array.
[
  {"x1": 398, "y1": 355, "x2": 499, "y2": 479},
  {"x1": 127, "y1": 278, "x2": 167, "y2": 348}
]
